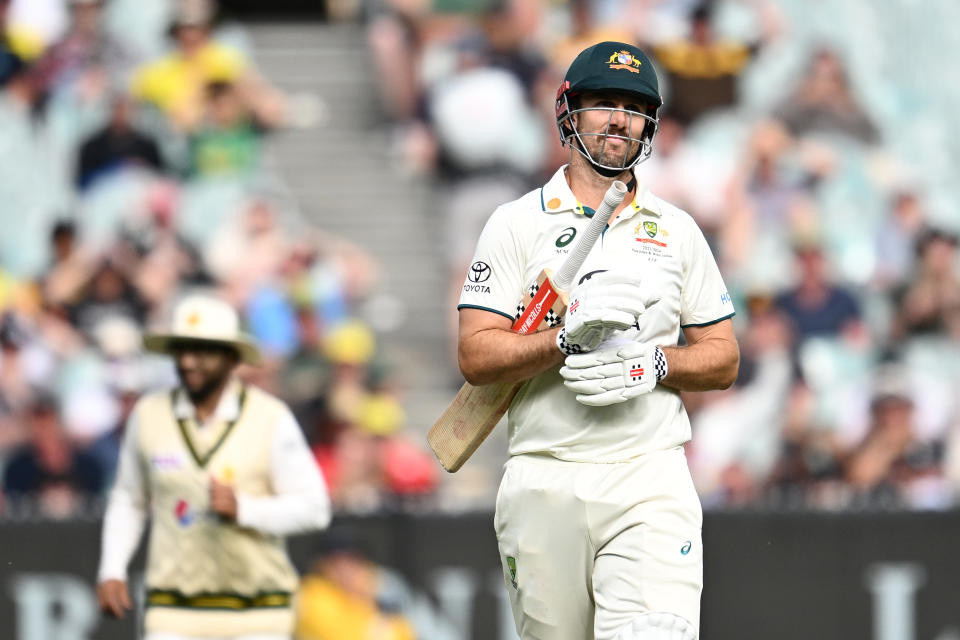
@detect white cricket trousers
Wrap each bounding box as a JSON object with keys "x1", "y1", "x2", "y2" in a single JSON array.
[
  {"x1": 145, "y1": 634, "x2": 289, "y2": 640},
  {"x1": 494, "y1": 447, "x2": 703, "y2": 640}
]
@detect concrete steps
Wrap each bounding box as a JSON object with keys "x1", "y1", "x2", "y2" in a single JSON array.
[{"x1": 247, "y1": 22, "x2": 466, "y2": 446}]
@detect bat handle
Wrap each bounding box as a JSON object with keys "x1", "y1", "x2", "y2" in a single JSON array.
[{"x1": 552, "y1": 180, "x2": 628, "y2": 292}]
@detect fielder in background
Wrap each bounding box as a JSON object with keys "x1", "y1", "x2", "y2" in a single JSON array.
[
  {"x1": 457, "y1": 42, "x2": 739, "y2": 640},
  {"x1": 96, "y1": 293, "x2": 331, "y2": 640}
]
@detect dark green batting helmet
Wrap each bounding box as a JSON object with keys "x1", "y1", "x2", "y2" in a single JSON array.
[{"x1": 556, "y1": 41, "x2": 663, "y2": 175}]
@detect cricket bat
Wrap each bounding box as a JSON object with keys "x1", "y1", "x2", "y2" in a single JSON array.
[{"x1": 428, "y1": 180, "x2": 628, "y2": 472}]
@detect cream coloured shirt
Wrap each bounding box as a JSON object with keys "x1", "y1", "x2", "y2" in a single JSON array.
[
  {"x1": 458, "y1": 165, "x2": 735, "y2": 462},
  {"x1": 98, "y1": 380, "x2": 330, "y2": 583}
]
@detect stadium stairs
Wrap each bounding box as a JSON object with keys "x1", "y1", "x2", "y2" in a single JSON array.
[{"x1": 249, "y1": 21, "x2": 505, "y2": 505}]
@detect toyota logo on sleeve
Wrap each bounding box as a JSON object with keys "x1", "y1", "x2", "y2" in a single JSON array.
[{"x1": 468, "y1": 261, "x2": 492, "y2": 283}]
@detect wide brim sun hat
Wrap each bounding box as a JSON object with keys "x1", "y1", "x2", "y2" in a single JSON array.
[{"x1": 143, "y1": 294, "x2": 261, "y2": 365}]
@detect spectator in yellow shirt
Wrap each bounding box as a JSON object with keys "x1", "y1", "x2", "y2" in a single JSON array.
[
  {"x1": 296, "y1": 531, "x2": 416, "y2": 640},
  {"x1": 131, "y1": 0, "x2": 285, "y2": 132}
]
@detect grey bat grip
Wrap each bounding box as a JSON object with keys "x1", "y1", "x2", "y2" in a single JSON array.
[{"x1": 552, "y1": 180, "x2": 628, "y2": 292}]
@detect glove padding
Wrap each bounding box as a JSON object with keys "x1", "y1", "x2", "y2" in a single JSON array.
[
  {"x1": 560, "y1": 342, "x2": 662, "y2": 407},
  {"x1": 558, "y1": 272, "x2": 659, "y2": 355}
]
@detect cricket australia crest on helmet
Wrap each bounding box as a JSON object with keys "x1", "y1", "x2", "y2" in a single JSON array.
[
  {"x1": 607, "y1": 50, "x2": 643, "y2": 72},
  {"x1": 556, "y1": 42, "x2": 663, "y2": 175}
]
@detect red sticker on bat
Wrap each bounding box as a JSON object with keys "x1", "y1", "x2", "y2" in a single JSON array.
[{"x1": 513, "y1": 283, "x2": 559, "y2": 334}]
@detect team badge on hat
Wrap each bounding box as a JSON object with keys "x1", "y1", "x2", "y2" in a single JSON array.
[{"x1": 607, "y1": 50, "x2": 642, "y2": 72}]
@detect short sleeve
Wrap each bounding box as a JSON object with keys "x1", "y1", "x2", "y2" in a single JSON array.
[
  {"x1": 457, "y1": 205, "x2": 526, "y2": 322},
  {"x1": 680, "y1": 217, "x2": 735, "y2": 327}
]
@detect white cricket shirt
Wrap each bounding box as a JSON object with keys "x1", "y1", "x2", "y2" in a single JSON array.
[{"x1": 458, "y1": 165, "x2": 735, "y2": 462}]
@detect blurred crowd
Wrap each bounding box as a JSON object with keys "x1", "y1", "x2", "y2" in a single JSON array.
[
  {"x1": 0, "y1": 0, "x2": 438, "y2": 521},
  {"x1": 2, "y1": 0, "x2": 959, "y2": 517},
  {"x1": 362, "y1": 0, "x2": 960, "y2": 510}
]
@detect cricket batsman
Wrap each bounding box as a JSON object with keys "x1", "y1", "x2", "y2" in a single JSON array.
[{"x1": 456, "y1": 42, "x2": 739, "y2": 639}]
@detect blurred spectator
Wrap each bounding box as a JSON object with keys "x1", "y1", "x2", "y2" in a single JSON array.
[
  {"x1": 690, "y1": 296, "x2": 793, "y2": 507},
  {"x1": 365, "y1": 0, "x2": 424, "y2": 125},
  {"x1": 649, "y1": 2, "x2": 777, "y2": 126},
  {"x1": 205, "y1": 197, "x2": 289, "y2": 302},
  {"x1": 473, "y1": 0, "x2": 546, "y2": 100},
  {"x1": 0, "y1": 312, "x2": 58, "y2": 417},
  {"x1": 428, "y1": 56, "x2": 545, "y2": 179},
  {"x1": 284, "y1": 240, "x2": 350, "y2": 329},
  {"x1": 66, "y1": 256, "x2": 148, "y2": 340},
  {"x1": 721, "y1": 120, "x2": 826, "y2": 286},
  {"x1": 2, "y1": 394, "x2": 105, "y2": 517},
  {"x1": 130, "y1": 0, "x2": 285, "y2": 133},
  {"x1": 39, "y1": 219, "x2": 95, "y2": 308},
  {"x1": 31, "y1": 0, "x2": 139, "y2": 101},
  {"x1": 0, "y1": 46, "x2": 57, "y2": 277},
  {"x1": 891, "y1": 226, "x2": 960, "y2": 340},
  {"x1": 773, "y1": 47, "x2": 879, "y2": 145},
  {"x1": 774, "y1": 241, "x2": 864, "y2": 349},
  {"x1": 310, "y1": 321, "x2": 436, "y2": 511},
  {"x1": 280, "y1": 304, "x2": 334, "y2": 419},
  {"x1": 80, "y1": 317, "x2": 148, "y2": 486},
  {"x1": 120, "y1": 181, "x2": 212, "y2": 308},
  {"x1": 0, "y1": 312, "x2": 31, "y2": 415},
  {"x1": 325, "y1": 406, "x2": 437, "y2": 513},
  {"x1": 766, "y1": 381, "x2": 845, "y2": 506},
  {"x1": 873, "y1": 189, "x2": 927, "y2": 289},
  {"x1": 843, "y1": 384, "x2": 949, "y2": 509},
  {"x1": 296, "y1": 529, "x2": 415, "y2": 640},
  {"x1": 548, "y1": 0, "x2": 632, "y2": 72},
  {"x1": 188, "y1": 80, "x2": 261, "y2": 178},
  {"x1": 0, "y1": 0, "x2": 22, "y2": 86},
  {"x1": 0, "y1": 47, "x2": 37, "y2": 136},
  {"x1": 75, "y1": 93, "x2": 165, "y2": 190}
]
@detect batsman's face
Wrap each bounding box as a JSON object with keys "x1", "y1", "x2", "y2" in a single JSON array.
[
  {"x1": 172, "y1": 341, "x2": 239, "y2": 402},
  {"x1": 574, "y1": 91, "x2": 648, "y2": 167}
]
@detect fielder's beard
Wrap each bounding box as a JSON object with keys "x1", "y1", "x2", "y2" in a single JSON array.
[{"x1": 179, "y1": 370, "x2": 232, "y2": 406}]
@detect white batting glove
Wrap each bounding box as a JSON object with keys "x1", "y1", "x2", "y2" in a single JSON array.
[
  {"x1": 560, "y1": 342, "x2": 668, "y2": 407},
  {"x1": 556, "y1": 272, "x2": 659, "y2": 355}
]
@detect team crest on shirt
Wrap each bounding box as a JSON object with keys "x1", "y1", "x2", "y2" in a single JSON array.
[
  {"x1": 632, "y1": 220, "x2": 673, "y2": 260},
  {"x1": 174, "y1": 499, "x2": 195, "y2": 526},
  {"x1": 633, "y1": 220, "x2": 668, "y2": 250}
]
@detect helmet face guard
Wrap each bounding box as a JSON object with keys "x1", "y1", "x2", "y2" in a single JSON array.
[
  {"x1": 555, "y1": 42, "x2": 663, "y2": 177},
  {"x1": 556, "y1": 89, "x2": 659, "y2": 174}
]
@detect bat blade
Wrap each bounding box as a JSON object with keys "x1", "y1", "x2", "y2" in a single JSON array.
[
  {"x1": 427, "y1": 380, "x2": 521, "y2": 472},
  {"x1": 429, "y1": 180, "x2": 628, "y2": 472}
]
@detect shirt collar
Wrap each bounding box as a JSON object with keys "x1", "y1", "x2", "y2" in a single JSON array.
[
  {"x1": 173, "y1": 378, "x2": 243, "y2": 424},
  {"x1": 540, "y1": 165, "x2": 662, "y2": 219}
]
